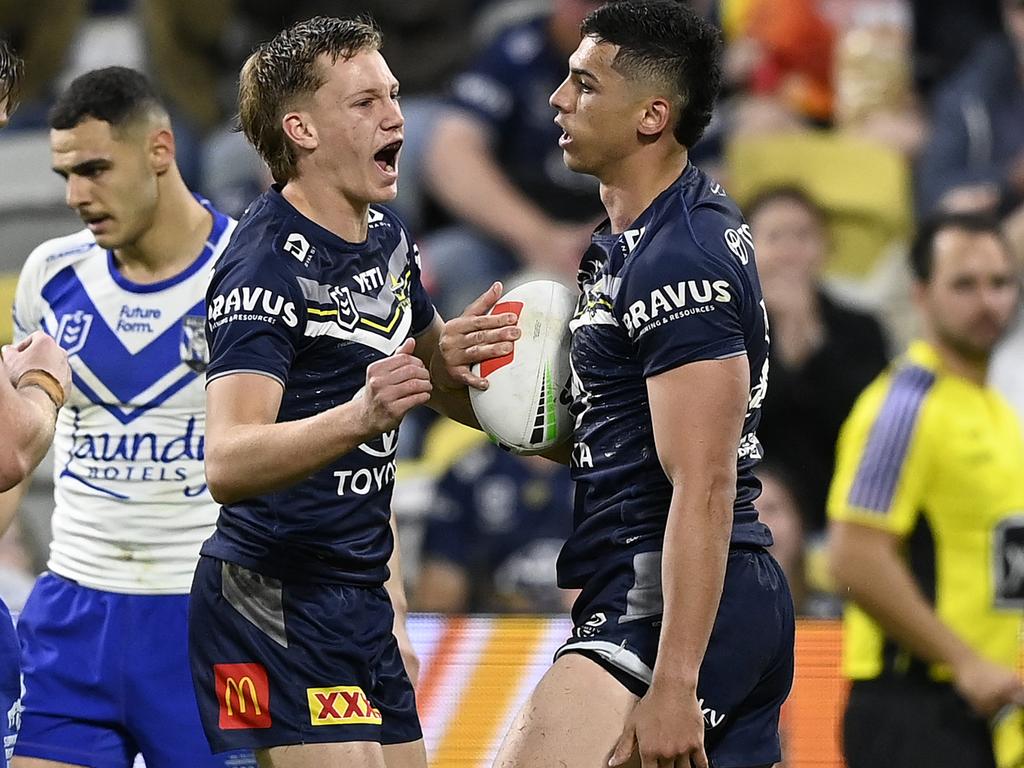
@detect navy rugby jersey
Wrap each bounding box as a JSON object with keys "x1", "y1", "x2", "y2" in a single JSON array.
[
  {"x1": 200, "y1": 186, "x2": 435, "y2": 585},
  {"x1": 558, "y1": 164, "x2": 772, "y2": 588}
]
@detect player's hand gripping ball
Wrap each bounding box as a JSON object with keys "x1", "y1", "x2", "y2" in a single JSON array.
[{"x1": 469, "y1": 280, "x2": 575, "y2": 454}]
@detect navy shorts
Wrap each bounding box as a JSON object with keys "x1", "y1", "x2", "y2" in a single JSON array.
[
  {"x1": 15, "y1": 573, "x2": 255, "y2": 768},
  {"x1": 557, "y1": 547, "x2": 794, "y2": 768},
  {"x1": 189, "y1": 556, "x2": 421, "y2": 753}
]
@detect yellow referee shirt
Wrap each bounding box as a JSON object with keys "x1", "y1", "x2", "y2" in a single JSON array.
[{"x1": 828, "y1": 340, "x2": 1024, "y2": 682}]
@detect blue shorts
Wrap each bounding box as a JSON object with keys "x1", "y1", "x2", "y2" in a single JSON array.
[
  {"x1": 556, "y1": 547, "x2": 794, "y2": 768},
  {"x1": 189, "y1": 556, "x2": 421, "y2": 753},
  {"x1": 0, "y1": 599, "x2": 21, "y2": 767},
  {"x1": 15, "y1": 573, "x2": 255, "y2": 768}
]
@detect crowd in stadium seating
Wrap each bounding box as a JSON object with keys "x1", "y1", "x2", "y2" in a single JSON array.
[{"x1": 1, "y1": 0, "x2": 1023, "y2": 623}]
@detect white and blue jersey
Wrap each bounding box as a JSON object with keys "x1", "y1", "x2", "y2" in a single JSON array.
[
  {"x1": 559, "y1": 163, "x2": 773, "y2": 589},
  {"x1": 200, "y1": 186, "x2": 436, "y2": 586},
  {"x1": 12, "y1": 199, "x2": 235, "y2": 594}
]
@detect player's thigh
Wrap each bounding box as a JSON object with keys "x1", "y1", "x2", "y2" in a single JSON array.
[
  {"x1": 256, "y1": 742, "x2": 387, "y2": 768},
  {"x1": 382, "y1": 739, "x2": 427, "y2": 768},
  {"x1": 493, "y1": 652, "x2": 640, "y2": 768}
]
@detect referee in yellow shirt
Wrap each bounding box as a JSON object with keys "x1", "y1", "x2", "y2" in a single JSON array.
[{"x1": 829, "y1": 212, "x2": 1024, "y2": 768}]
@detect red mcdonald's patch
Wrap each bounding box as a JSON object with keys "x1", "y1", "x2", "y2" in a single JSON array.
[{"x1": 215, "y1": 663, "x2": 272, "y2": 730}]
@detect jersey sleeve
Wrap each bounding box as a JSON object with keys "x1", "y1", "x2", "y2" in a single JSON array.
[
  {"x1": 617, "y1": 223, "x2": 748, "y2": 378},
  {"x1": 11, "y1": 243, "x2": 50, "y2": 343},
  {"x1": 827, "y1": 367, "x2": 936, "y2": 535},
  {"x1": 205, "y1": 255, "x2": 306, "y2": 389}
]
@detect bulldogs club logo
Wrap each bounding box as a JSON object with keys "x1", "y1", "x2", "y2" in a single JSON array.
[
  {"x1": 179, "y1": 315, "x2": 209, "y2": 372},
  {"x1": 56, "y1": 310, "x2": 94, "y2": 356}
]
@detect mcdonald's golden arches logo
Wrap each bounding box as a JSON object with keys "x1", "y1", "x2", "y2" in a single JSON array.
[{"x1": 214, "y1": 663, "x2": 272, "y2": 729}]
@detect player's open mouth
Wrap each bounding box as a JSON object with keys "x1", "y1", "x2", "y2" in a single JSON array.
[
  {"x1": 373, "y1": 140, "x2": 402, "y2": 175},
  {"x1": 558, "y1": 131, "x2": 572, "y2": 147},
  {"x1": 84, "y1": 215, "x2": 111, "y2": 232}
]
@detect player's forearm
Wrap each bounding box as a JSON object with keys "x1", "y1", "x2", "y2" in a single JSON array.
[
  {"x1": 830, "y1": 523, "x2": 975, "y2": 669},
  {"x1": 425, "y1": 117, "x2": 552, "y2": 257},
  {"x1": 0, "y1": 479, "x2": 30, "y2": 540},
  {"x1": 205, "y1": 400, "x2": 373, "y2": 504},
  {"x1": 426, "y1": 384, "x2": 480, "y2": 429},
  {"x1": 0, "y1": 378, "x2": 57, "y2": 491},
  {"x1": 653, "y1": 478, "x2": 733, "y2": 690}
]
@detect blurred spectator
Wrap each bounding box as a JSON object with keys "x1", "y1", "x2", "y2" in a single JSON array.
[
  {"x1": 421, "y1": 0, "x2": 604, "y2": 318},
  {"x1": 916, "y1": 0, "x2": 1024, "y2": 217},
  {"x1": 909, "y1": 0, "x2": 1003, "y2": 98},
  {"x1": 722, "y1": 0, "x2": 835, "y2": 124},
  {"x1": 749, "y1": 186, "x2": 889, "y2": 532},
  {"x1": 829, "y1": 213, "x2": 1024, "y2": 768},
  {"x1": 756, "y1": 463, "x2": 840, "y2": 618},
  {"x1": 0, "y1": 0, "x2": 85, "y2": 126},
  {"x1": 414, "y1": 443, "x2": 574, "y2": 614}
]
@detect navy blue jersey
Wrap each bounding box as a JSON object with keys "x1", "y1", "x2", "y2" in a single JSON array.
[
  {"x1": 201, "y1": 186, "x2": 435, "y2": 585},
  {"x1": 558, "y1": 164, "x2": 772, "y2": 589},
  {"x1": 447, "y1": 16, "x2": 601, "y2": 222}
]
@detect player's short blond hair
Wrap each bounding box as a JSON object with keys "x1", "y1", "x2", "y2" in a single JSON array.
[{"x1": 239, "y1": 16, "x2": 382, "y2": 183}]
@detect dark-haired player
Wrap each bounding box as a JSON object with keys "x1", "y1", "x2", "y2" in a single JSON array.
[
  {"x1": 187, "y1": 15, "x2": 515, "y2": 768},
  {"x1": 439, "y1": 2, "x2": 794, "y2": 767},
  {"x1": 6, "y1": 68, "x2": 254, "y2": 768}
]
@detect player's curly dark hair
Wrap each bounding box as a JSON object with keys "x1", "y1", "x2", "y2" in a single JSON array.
[
  {"x1": 48, "y1": 67, "x2": 166, "y2": 132},
  {"x1": 581, "y1": 0, "x2": 722, "y2": 149},
  {"x1": 0, "y1": 37, "x2": 24, "y2": 116},
  {"x1": 239, "y1": 15, "x2": 383, "y2": 184}
]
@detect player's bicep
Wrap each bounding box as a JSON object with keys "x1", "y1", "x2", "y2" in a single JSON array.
[
  {"x1": 206, "y1": 373, "x2": 285, "y2": 441},
  {"x1": 647, "y1": 355, "x2": 749, "y2": 486}
]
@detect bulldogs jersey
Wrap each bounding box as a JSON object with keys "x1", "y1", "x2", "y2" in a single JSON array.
[
  {"x1": 200, "y1": 186, "x2": 435, "y2": 585},
  {"x1": 558, "y1": 164, "x2": 772, "y2": 588},
  {"x1": 12, "y1": 200, "x2": 234, "y2": 593}
]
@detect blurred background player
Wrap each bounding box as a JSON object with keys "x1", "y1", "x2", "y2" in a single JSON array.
[
  {"x1": 0, "y1": 37, "x2": 71, "y2": 768},
  {"x1": 829, "y1": 212, "x2": 1024, "y2": 768},
  {"x1": 748, "y1": 185, "x2": 890, "y2": 533},
  {"x1": 187, "y1": 15, "x2": 518, "y2": 768},
  {"x1": 420, "y1": 0, "x2": 605, "y2": 318},
  {"x1": 3, "y1": 67, "x2": 254, "y2": 768},
  {"x1": 437, "y1": 2, "x2": 793, "y2": 766},
  {"x1": 414, "y1": 445, "x2": 573, "y2": 614}
]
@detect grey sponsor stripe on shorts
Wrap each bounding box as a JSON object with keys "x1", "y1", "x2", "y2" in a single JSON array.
[{"x1": 221, "y1": 561, "x2": 288, "y2": 649}]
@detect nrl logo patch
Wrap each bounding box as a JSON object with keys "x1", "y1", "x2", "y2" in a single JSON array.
[
  {"x1": 329, "y1": 285, "x2": 361, "y2": 331},
  {"x1": 180, "y1": 314, "x2": 209, "y2": 372},
  {"x1": 55, "y1": 310, "x2": 94, "y2": 356}
]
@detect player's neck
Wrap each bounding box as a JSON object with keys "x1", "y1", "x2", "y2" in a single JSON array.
[
  {"x1": 282, "y1": 178, "x2": 369, "y2": 244},
  {"x1": 114, "y1": 174, "x2": 212, "y2": 284},
  {"x1": 598, "y1": 145, "x2": 688, "y2": 233}
]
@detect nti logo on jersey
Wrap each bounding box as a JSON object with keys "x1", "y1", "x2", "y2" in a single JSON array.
[
  {"x1": 283, "y1": 232, "x2": 313, "y2": 264},
  {"x1": 307, "y1": 686, "x2": 382, "y2": 726},
  {"x1": 215, "y1": 663, "x2": 271, "y2": 730},
  {"x1": 56, "y1": 310, "x2": 94, "y2": 356}
]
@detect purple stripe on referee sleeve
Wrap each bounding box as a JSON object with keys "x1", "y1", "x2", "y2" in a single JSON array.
[{"x1": 848, "y1": 366, "x2": 935, "y2": 514}]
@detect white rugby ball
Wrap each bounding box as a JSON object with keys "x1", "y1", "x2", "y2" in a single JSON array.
[{"x1": 470, "y1": 280, "x2": 575, "y2": 454}]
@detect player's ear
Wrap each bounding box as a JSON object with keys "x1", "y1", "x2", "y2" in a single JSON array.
[
  {"x1": 149, "y1": 127, "x2": 175, "y2": 176},
  {"x1": 282, "y1": 111, "x2": 318, "y2": 152},
  {"x1": 637, "y1": 96, "x2": 672, "y2": 138}
]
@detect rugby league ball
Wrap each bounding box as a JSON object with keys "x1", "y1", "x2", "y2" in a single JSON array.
[{"x1": 469, "y1": 280, "x2": 575, "y2": 454}]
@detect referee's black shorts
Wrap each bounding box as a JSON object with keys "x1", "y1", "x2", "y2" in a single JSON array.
[{"x1": 843, "y1": 677, "x2": 996, "y2": 768}]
